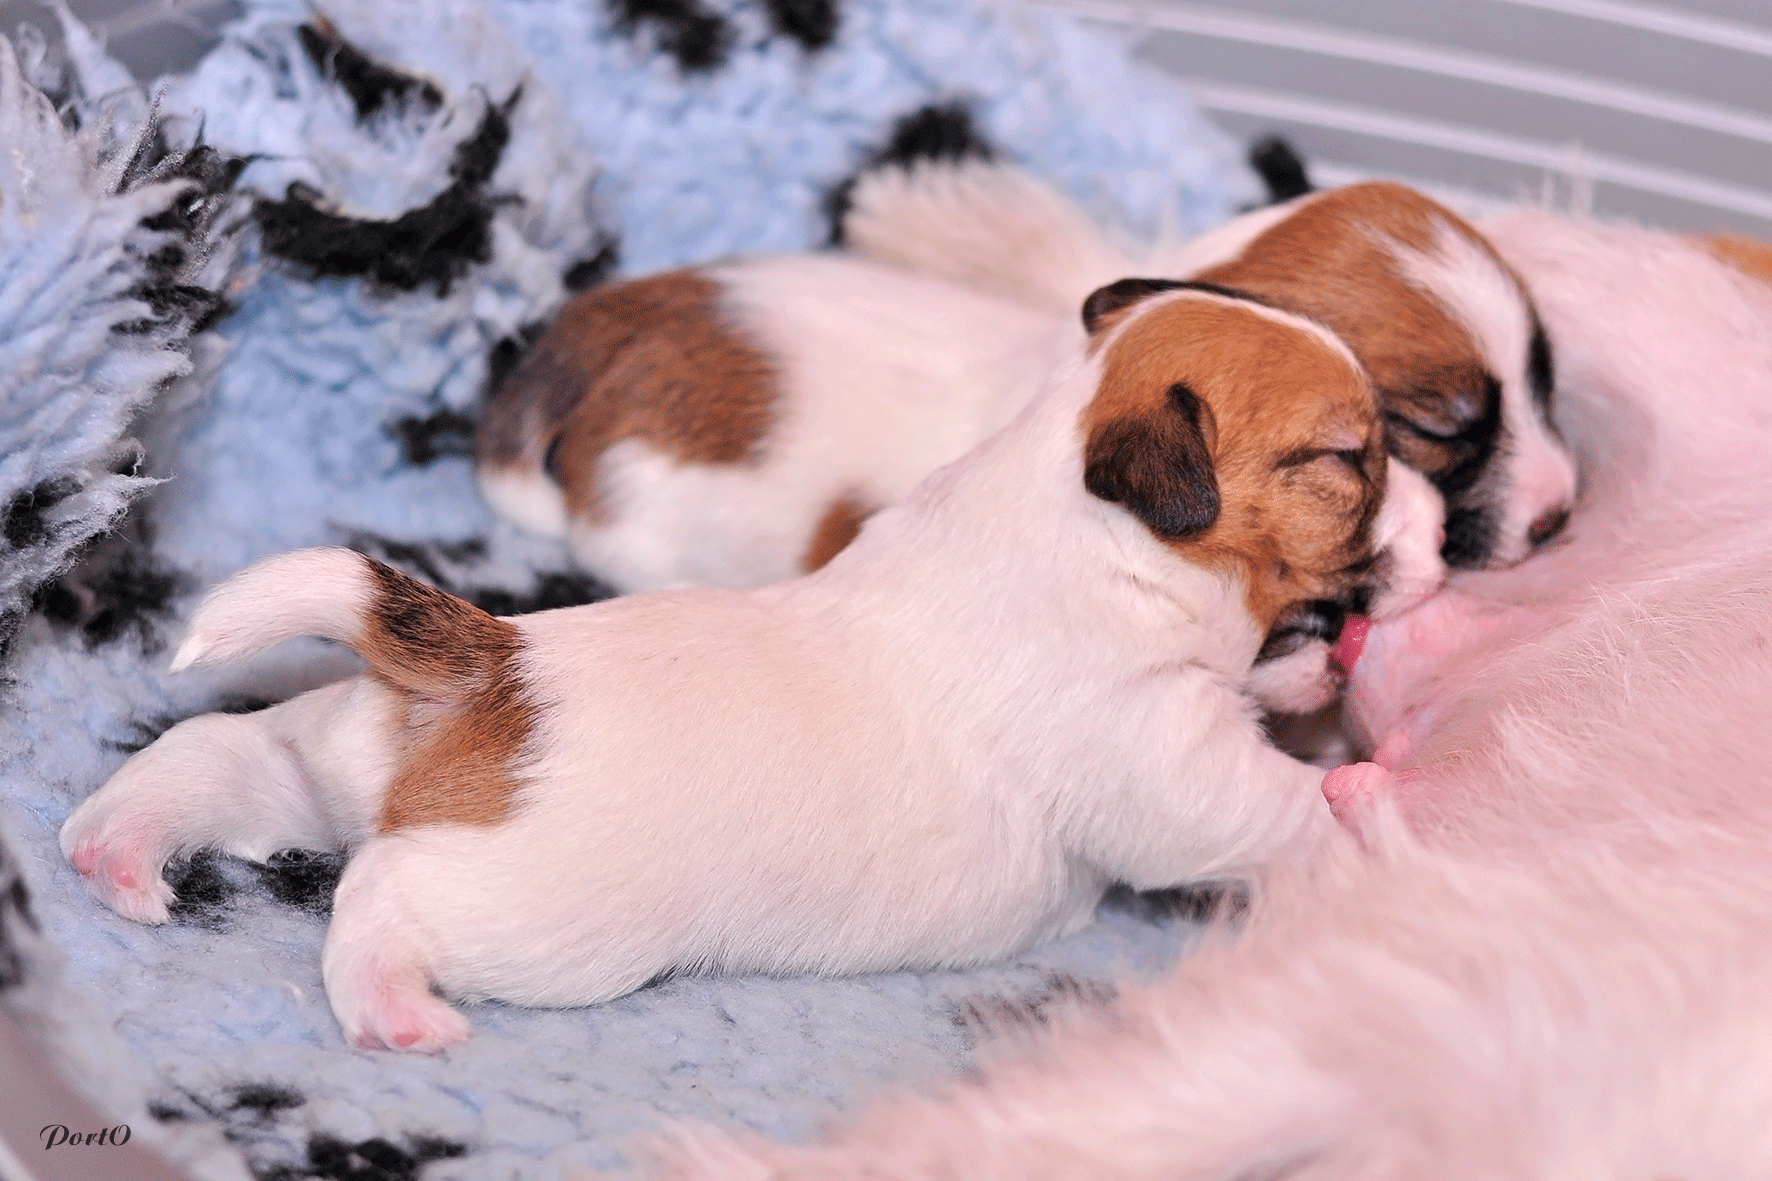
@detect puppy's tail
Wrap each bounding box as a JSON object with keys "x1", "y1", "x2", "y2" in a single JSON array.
[
  {"x1": 170, "y1": 547, "x2": 518, "y2": 698},
  {"x1": 842, "y1": 158, "x2": 1138, "y2": 315}
]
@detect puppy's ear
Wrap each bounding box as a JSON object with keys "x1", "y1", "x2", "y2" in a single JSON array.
[
  {"x1": 1084, "y1": 381, "x2": 1221, "y2": 539},
  {"x1": 1081, "y1": 278, "x2": 1191, "y2": 336}
]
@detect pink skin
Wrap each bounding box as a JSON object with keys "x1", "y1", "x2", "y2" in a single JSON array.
[
  {"x1": 1345, "y1": 588, "x2": 1515, "y2": 751},
  {"x1": 1321, "y1": 586, "x2": 1546, "y2": 833}
]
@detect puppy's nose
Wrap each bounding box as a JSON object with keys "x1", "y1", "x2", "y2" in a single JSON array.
[{"x1": 1527, "y1": 504, "x2": 1570, "y2": 549}]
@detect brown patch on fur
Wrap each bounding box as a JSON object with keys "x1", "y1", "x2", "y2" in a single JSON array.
[
  {"x1": 475, "y1": 269, "x2": 778, "y2": 522},
  {"x1": 1082, "y1": 296, "x2": 1386, "y2": 633},
  {"x1": 1194, "y1": 182, "x2": 1506, "y2": 486},
  {"x1": 1703, "y1": 232, "x2": 1772, "y2": 287},
  {"x1": 802, "y1": 495, "x2": 869, "y2": 572},
  {"x1": 356, "y1": 559, "x2": 537, "y2": 832}
]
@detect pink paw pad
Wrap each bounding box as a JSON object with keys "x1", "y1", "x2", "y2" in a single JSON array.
[
  {"x1": 70, "y1": 842, "x2": 101, "y2": 877},
  {"x1": 65, "y1": 833, "x2": 174, "y2": 924},
  {"x1": 339, "y1": 977, "x2": 471, "y2": 1054}
]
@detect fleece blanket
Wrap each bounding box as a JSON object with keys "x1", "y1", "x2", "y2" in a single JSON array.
[{"x1": 0, "y1": 1, "x2": 1263, "y2": 1177}]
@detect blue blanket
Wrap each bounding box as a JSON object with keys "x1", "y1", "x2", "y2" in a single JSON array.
[{"x1": 0, "y1": 1, "x2": 1257, "y2": 1175}]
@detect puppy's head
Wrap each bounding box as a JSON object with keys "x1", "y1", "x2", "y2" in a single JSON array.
[
  {"x1": 1079, "y1": 280, "x2": 1445, "y2": 711},
  {"x1": 1194, "y1": 182, "x2": 1576, "y2": 569}
]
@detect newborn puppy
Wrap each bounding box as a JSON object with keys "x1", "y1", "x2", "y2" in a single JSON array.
[
  {"x1": 476, "y1": 254, "x2": 1075, "y2": 593},
  {"x1": 64, "y1": 285, "x2": 1444, "y2": 1052},
  {"x1": 846, "y1": 161, "x2": 1577, "y2": 567},
  {"x1": 478, "y1": 173, "x2": 1563, "y2": 596}
]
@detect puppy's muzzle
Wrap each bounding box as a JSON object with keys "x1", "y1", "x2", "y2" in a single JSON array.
[
  {"x1": 1257, "y1": 599, "x2": 1346, "y2": 667},
  {"x1": 1366, "y1": 459, "x2": 1450, "y2": 619}
]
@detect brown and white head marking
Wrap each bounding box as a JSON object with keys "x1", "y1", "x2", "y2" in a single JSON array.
[
  {"x1": 1191, "y1": 182, "x2": 1576, "y2": 569},
  {"x1": 1078, "y1": 280, "x2": 1425, "y2": 663}
]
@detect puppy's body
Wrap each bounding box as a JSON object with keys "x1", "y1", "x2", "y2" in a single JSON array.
[
  {"x1": 67, "y1": 289, "x2": 1443, "y2": 1051},
  {"x1": 479, "y1": 172, "x2": 1567, "y2": 594},
  {"x1": 645, "y1": 219, "x2": 1772, "y2": 1179},
  {"x1": 479, "y1": 255, "x2": 1073, "y2": 592}
]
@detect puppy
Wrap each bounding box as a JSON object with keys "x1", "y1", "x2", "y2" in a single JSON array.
[
  {"x1": 476, "y1": 254, "x2": 1077, "y2": 593},
  {"x1": 846, "y1": 161, "x2": 1578, "y2": 567},
  {"x1": 641, "y1": 219, "x2": 1772, "y2": 1179},
  {"x1": 477, "y1": 175, "x2": 1564, "y2": 598},
  {"x1": 63, "y1": 285, "x2": 1444, "y2": 1052}
]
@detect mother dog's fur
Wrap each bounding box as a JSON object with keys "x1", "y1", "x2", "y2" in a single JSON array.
[{"x1": 640, "y1": 219, "x2": 1772, "y2": 1176}]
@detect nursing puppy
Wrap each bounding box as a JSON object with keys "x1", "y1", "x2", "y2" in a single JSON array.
[
  {"x1": 63, "y1": 285, "x2": 1444, "y2": 1052},
  {"x1": 643, "y1": 220, "x2": 1772, "y2": 1179},
  {"x1": 478, "y1": 176, "x2": 1565, "y2": 594},
  {"x1": 846, "y1": 161, "x2": 1577, "y2": 567}
]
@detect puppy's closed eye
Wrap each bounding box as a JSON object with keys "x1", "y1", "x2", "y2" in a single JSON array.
[
  {"x1": 1276, "y1": 447, "x2": 1369, "y2": 477},
  {"x1": 1383, "y1": 371, "x2": 1499, "y2": 448}
]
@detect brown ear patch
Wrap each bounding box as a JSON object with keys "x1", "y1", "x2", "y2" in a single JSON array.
[
  {"x1": 1703, "y1": 232, "x2": 1772, "y2": 287},
  {"x1": 1083, "y1": 381, "x2": 1220, "y2": 539},
  {"x1": 1083, "y1": 296, "x2": 1384, "y2": 634},
  {"x1": 802, "y1": 495, "x2": 870, "y2": 572},
  {"x1": 356, "y1": 559, "x2": 537, "y2": 832},
  {"x1": 1082, "y1": 278, "x2": 1191, "y2": 337},
  {"x1": 475, "y1": 269, "x2": 780, "y2": 522}
]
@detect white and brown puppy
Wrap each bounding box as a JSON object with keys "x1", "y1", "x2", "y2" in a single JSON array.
[
  {"x1": 477, "y1": 254, "x2": 1076, "y2": 593},
  {"x1": 845, "y1": 162, "x2": 1578, "y2": 568},
  {"x1": 63, "y1": 286, "x2": 1444, "y2": 1052},
  {"x1": 477, "y1": 176, "x2": 1565, "y2": 599}
]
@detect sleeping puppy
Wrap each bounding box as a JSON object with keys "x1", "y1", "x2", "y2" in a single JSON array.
[
  {"x1": 477, "y1": 255, "x2": 1074, "y2": 594},
  {"x1": 846, "y1": 161, "x2": 1577, "y2": 567},
  {"x1": 62, "y1": 284, "x2": 1444, "y2": 1052},
  {"x1": 478, "y1": 175, "x2": 1564, "y2": 594}
]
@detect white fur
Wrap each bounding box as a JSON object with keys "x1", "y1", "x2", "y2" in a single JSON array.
[
  {"x1": 62, "y1": 289, "x2": 1442, "y2": 1053},
  {"x1": 841, "y1": 159, "x2": 1144, "y2": 310},
  {"x1": 636, "y1": 217, "x2": 1772, "y2": 1180},
  {"x1": 169, "y1": 547, "x2": 375, "y2": 672},
  {"x1": 1368, "y1": 460, "x2": 1447, "y2": 611},
  {"x1": 477, "y1": 462, "x2": 569, "y2": 539}
]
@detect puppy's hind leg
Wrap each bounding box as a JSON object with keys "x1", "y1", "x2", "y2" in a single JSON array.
[
  {"x1": 61, "y1": 678, "x2": 392, "y2": 924},
  {"x1": 321, "y1": 838, "x2": 471, "y2": 1052}
]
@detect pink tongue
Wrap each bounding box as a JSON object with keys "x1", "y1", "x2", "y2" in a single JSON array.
[{"x1": 1332, "y1": 614, "x2": 1372, "y2": 674}]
